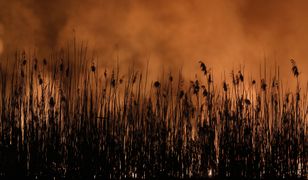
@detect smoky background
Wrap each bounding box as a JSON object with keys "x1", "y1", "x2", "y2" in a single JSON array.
[{"x1": 0, "y1": 0, "x2": 307, "y2": 85}]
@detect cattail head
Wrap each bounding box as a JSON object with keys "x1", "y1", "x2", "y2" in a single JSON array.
[
  {"x1": 296, "y1": 92, "x2": 300, "y2": 101},
  {"x1": 110, "y1": 70, "x2": 116, "y2": 87},
  {"x1": 61, "y1": 96, "x2": 66, "y2": 103},
  {"x1": 154, "y1": 81, "x2": 161, "y2": 88},
  {"x1": 245, "y1": 98, "x2": 251, "y2": 105},
  {"x1": 231, "y1": 71, "x2": 239, "y2": 86},
  {"x1": 285, "y1": 93, "x2": 290, "y2": 103},
  {"x1": 194, "y1": 80, "x2": 200, "y2": 94},
  {"x1": 203, "y1": 88, "x2": 208, "y2": 97},
  {"x1": 38, "y1": 75, "x2": 43, "y2": 85},
  {"x1": 208, "y1": 74, "x2": 213, "y2": 84},
  {"x1": 66, "y1": 67, "x2": 69, "y2": 77},
  {"x1": 223, "y1": 81, "x2": 228, "y2": 92},
  {"x1": 60, "y1": 61, "x2": 64, "y2": 72},
  {"x1": 39, "y1": 78, "x2": 43, "y2": 85},
  {"x1": 104, "y1": 69, "x2": 107, "y2": 77},
  {"x1": 169, "y1": 75, "x2": 173, "y2": 82},
  {"x1": 238, "y1": 71, "x2": 244, "y2": 82},
  {"x1": 178, "y1": 90, "x2": 184, "y2": 99},
  {"x1": 252, "y1": 80, "x2": 256, "y2": 85},
  {"x1": 199, "y1": 61, "x2": 207, "y2": 75},
  {"x1": 272, "y1": 79, "x2": 278, "y2": 88},
  {"x1": 34, "y1": 58, "x2": 38, "y2": 71},
  {"x1": 21, "y1": 51, "x2": 26, "y2": 66},
  {"x1": 261, "y1": 79, "x2": 267, "y2": 91},
  {"x1": 111, "y1": 78, "x2": 116, "y2": 87},
  {"x1": 43, "y1": 58, "x2": 47, "y2": 65},
  {"x1": 290, "y1": 59, "x2": 299, "y2": 77},
  {"x1": 49, "y1": 97, "x2": 55, "y2": 107},
  {"x1": 132, "y1": 74, "x2": 137, "y2": 84},
  {"x1": 91, "y1": 64, "x2": 96, "y2": 72}
]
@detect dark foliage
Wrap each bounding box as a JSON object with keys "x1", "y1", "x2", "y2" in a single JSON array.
[{"x1": 0, "y1": 49, "x2": 306, "y2": 179}]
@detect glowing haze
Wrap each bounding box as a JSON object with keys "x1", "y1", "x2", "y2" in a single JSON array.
[{"x1": 0, "y1": 0, "x2": 307, "y2": 81}]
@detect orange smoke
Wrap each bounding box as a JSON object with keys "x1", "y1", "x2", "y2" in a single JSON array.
[
  {"x1": 0, "y1": 24, "x2": 3, "y2": 54},
  {"x1": 0, "y1": 0, "x2": 308, "y2": 83},
  {"x1": 0, "y1": 39, "x2": 3, "y2": 54}
]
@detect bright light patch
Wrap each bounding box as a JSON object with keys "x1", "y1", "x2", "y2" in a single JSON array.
[{"x1": 208, "y1": 169, "x2": 213, "y2": 177}]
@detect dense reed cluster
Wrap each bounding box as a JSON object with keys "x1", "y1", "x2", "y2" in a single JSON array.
[{"x1": 0, "y1": 46, "x2": 307, "y2": 178}]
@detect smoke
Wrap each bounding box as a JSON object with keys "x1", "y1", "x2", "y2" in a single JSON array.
[
  {"x1": 0, "y1": 24, "x2": 3, "y2": 54},
  {"x1": 0, "y1": 0, "x2": 308, "y2": 81},
  {"x1": 0, "y1": 40, "x2": 3, "y2": 54},
  {"x1": 24, "y1": 0, "x2": 74, "y2": 48},
  {"x1": 0, "y1": 0, "x2": 73, "y2": 53}
]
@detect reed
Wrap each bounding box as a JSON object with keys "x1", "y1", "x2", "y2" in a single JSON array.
[{"x1": 0, "y1": 47, "x2": 306, "y2": 178}]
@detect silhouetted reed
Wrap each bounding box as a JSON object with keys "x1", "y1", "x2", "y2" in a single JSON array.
[{"x1": 0, "y1": 48, "x2": 306, "y2": 179}]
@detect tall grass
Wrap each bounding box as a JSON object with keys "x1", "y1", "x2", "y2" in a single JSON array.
[{"x1": 0, "y1": 45, "x2": 307, "y2": 178}]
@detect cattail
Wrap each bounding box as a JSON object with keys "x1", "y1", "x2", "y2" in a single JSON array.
[
  {"x1": 60, "y1": 60, "x2": 64, "y2": 72},
  {"x1": 231, "y1": 71, "x2": 239, "y2": 86},
  {"x1": 43, "y1": 58, "x2": 47, "y2": 65},
  {"x1": 199, "y1": 61, "x2": 207, "y2": 75},
  {"x1": 104, "y1": 69, "x2": 107, "y2": 77},
  {"x1": 285, "y1": 93, "x2": 290, "y2": 103},
  {"x1": 208, "y1": 74, "x2": 213, "y2": 84},
  {"x1": 154, "y1": 81, "x2": 160, "y2": 88},
  {"x1": 290, "y1": 59, "x2": 299, "y2": 77},
  {"x1": 22, "y1": 59, "x2": 27, "y2": 66},
  {"x1": 169, "y1": 75, "x2": 173, "y2": 82},
  {"x1": 91, "y1": 64, "x2": 96, "y2": 72},
  {"x1": 66, "y1": 67, "x2": 69, "y2": 77},
  {"x1": 49, "y1": 97, "x2": 55, "y2": 107},
  {"x1": 39, "y1": 78, "x2": 43, "y2": 85},
  {"x1": 245, "y1": 98, "x2": 251, "y2": 105},
  {"x1": 272, "y1": 79, "x2": 278, "y2": 88},
  {"x1": 178, "y1": 90, "x2": 184, "y2": 98},
  {"x1": 296, "y1": 92, "x2": 300, "y2": 101},
  {"x1": 203, "y1": 88, "x2": 208, "y2": 97},
  {"x1": 238, "y1": 71, "x2": 244, "y2": 82},
  {"x1": 223, "y1": 81, "x2": 228, "y2": 92},
  {"x1": 61, "y1": 96, "x2": 66, "y2": 102},
  {"x1": 252, "y1": 80, "x2": 256, "y2": 85},
  {"x1": 38, "y1": 75, "x2": 43, "y2": 85},
  {"x1": 132, "y1": 74, "x2": 137, "y2": 84},
  {"x1": 191, "y1": 80, "x2": 200, "y2": 94},
  {"x1": 111, "y1": 78, "x2": 116, "y2": 87},
  {"x1": 34, "y1": 58, "x2": 38, "y2": 71},
  {"x1": 261, "y1": 79, "x2": 267, "y2": 91}
]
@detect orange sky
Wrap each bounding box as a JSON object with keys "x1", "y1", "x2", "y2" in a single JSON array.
[{"x1": 0, "y1": 0, "x2": 307, "y2": 84}]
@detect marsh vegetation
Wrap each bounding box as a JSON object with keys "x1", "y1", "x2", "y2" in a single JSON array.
[{"x1": 0, "y1": 45, "x2": 307, "y2": 178}]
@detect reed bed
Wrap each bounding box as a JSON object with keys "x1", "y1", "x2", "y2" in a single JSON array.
[{"x1": 0, "y1": 46, "x2": 307, "y2": 178}]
